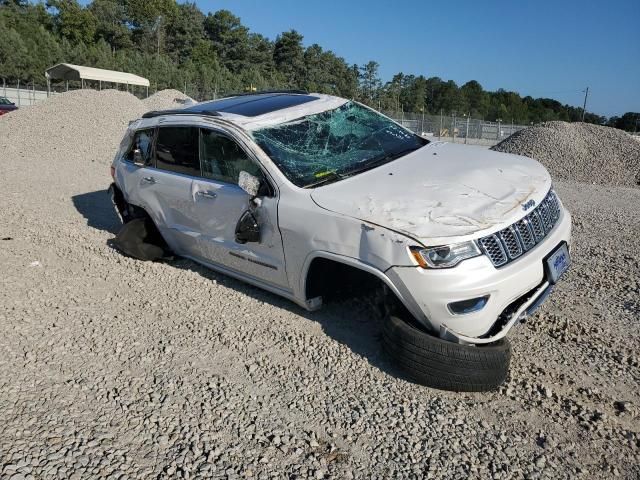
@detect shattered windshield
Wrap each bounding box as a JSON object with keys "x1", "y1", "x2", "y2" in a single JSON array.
[{"x1": 252, "y1": 101, "x2": 428, "y2": 188}]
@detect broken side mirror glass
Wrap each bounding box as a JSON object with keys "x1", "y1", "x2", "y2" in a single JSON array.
[
  {"x1": 235, "y1": 210, "x2": 260, "y2": 244},
  {"x1": 238, "y1": 170, "x2": 261, "y2": 198}
]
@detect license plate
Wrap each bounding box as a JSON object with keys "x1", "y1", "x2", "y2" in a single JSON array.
[{"x1": 545, "y1": 243, "x2": 570, "y2": 284}]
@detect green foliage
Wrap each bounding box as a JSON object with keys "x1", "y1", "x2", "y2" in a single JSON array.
[
  {"x1": 607, "y1": 112, "x2": 639, "y2": 132},
  {"x1": 0, "y1": 1, "x2": 631, "y2": 129},
  {"x1": 123, "y1": 0, "x2": 177, "y2": 28},
  {"x1": 359, "y1": 61, "x2": 380, "y2": 101},
  {"x1": 47, "y1": 0, "x2": 97, "y2": 44},
  {"x1": 166, "y1": 2, "x2": 204, "y2": 63},
  {"x1": 273, "y1": 30, "x2": 304, "y2": 87},
  {"x1": 204, "y1": 9, "x2": 249, "y2": 73},
  {"x1": 89, "y1": 0, "x2": 132, "y2": 51}
]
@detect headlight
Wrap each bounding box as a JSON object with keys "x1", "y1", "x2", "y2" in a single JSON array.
[{"x1": 410, "y1": 241, "x2": 481, "y2": 269}]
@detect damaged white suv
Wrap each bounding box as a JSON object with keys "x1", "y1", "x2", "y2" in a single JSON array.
[{"x1": 109, "y1": 91, "x2": 571, "y2": 391}]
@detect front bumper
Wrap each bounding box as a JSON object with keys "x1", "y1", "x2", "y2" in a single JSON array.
[{"x1": 387, "y1": 208, "x2": 572, "y2": 344}]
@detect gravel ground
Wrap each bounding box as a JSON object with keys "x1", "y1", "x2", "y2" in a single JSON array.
[
  {"x1": 1, "y1": 92, "x2": 639, "y2": 479},
  {"x1": 492, "y1": 121, "x2": 640, "y2": 187}
]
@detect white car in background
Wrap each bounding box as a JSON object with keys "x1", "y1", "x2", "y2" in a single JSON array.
[{"x1": 109, "y1": 91, "x2": 571, "y2": 391}]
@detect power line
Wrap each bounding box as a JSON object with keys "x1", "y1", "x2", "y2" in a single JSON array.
[{"x1": 524, "y1": 89, "x2": 585, "y2": 96}]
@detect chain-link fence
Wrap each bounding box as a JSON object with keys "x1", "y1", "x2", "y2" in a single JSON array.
[
  {"x1": 1, "y1": 80, "x2": 50, "y2": 106},
  {"x1": 2, "y1": 77, "x2": 532, "y2": 147},
  {"x1": 386, "y1": 111, "x2": 530, "y2": 146}
]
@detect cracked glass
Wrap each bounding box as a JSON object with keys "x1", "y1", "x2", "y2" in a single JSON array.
[{"x1": 252, "y1": 102, "x2": 428, "y2": 188}]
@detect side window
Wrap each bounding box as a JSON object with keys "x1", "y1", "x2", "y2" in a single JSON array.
[
  {"x1": 200, "y1": 129, "x2": 263, "y2": 185},
  {"x1": 125, "y1": 129, "x2": 154, "y2": 165},
  {"x1": 155, "y1": 126, "x2": 200, "y2": 176}
]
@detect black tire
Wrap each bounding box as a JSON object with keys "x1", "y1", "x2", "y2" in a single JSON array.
[
  {"x1": 382, "y1": 315, "x2": 511, "y2": 392},
  {"x1": 112, "y1": 217, "x2": 168, "y2": 261}
]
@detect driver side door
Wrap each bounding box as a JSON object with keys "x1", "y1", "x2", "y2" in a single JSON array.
[{"x1": 191, "y1": 128, "x2": 289, "y2": 290}]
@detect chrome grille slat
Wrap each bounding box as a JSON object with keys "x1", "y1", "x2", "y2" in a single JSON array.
[
  {"x1": 514, "y1": 218, "x2": 536, "y2": 251},
  {"x1": 529, "y1": 210, "x2": 545, "y2": 241},
  {"x1": 479, "y1": 190, "x2": 562, "y2": 268},
  {"x1": 499, "y1": 226, "x2": 523, "y2": 259},
  {"x1": 479, "y1": 235, "x2": 508, "y2": 267},
  {"x1": 538, "y1": 201, "x2": 552, "y2": 232},
  {"x1": 548, "y1": 193, "x2": 560, "y2": 222}
]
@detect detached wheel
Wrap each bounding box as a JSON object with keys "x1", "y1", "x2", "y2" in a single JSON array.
[
  {"x1": 113, "y1": 217, "x2": 168, "y2": 261},
  {"x1": 382, "y1": 315, "x2": 511, "y2": 392}
]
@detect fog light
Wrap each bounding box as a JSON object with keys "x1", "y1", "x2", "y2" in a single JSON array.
[{"x1": 448, "y1": 296, "x2": 489, "y2": 315}]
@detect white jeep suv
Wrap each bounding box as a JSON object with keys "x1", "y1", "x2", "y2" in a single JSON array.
[{"x1": 109, "y1": 91, "x2": 571, "y2": 391}]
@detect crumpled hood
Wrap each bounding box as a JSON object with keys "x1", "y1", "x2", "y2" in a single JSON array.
[{"x1": 310, "y1": 141, "x2": 552, "y2": 245}]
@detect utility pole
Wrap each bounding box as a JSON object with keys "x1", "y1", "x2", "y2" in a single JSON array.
[
  {"x1": 581, "y1": 87, "x2": 589, "y2": 122},
  {"x1": 465, "y1": 113, "x2": 470, "y2": 144}
]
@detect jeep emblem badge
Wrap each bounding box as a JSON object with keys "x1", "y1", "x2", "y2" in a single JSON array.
[{"x1": 522, "y1": 199, "x2": 536, "y2": 211}]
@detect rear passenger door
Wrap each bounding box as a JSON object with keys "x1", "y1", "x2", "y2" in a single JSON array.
[
  {"x1": 119, "y1": 128, "x2": 155, "y2": 209},
  {"x1": 137, "y1": 125, "x2": 201, "y2": 255},
  {"x1": 191, "y1": 128, "x2": 289, "y2": 289}
]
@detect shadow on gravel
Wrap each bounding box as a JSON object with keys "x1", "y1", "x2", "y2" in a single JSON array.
[
  {"x1": 72, "y1": 189, "x2": 121, "y2": 234},
  {"x1": 71, "y1": 189, "x2": 398, "y2": 379},
  {"x1": 170, "y1": 258, "x2": 397, "y2": 378}
]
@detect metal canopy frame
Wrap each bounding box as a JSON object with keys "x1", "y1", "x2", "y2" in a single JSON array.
[{"x1": 45, "y1": 63, "x2": 150, "y2": 96}]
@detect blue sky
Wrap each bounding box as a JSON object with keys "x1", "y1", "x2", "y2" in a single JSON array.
[{"x1": 189, "y1": 0, "x2": 639, "y2": 117}]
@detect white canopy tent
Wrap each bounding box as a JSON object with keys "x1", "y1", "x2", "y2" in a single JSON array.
[{"x1": 45, "y1": 63, "x2": 150, "y2": 96}]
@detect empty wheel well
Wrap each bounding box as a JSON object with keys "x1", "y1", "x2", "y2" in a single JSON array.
[
  {"x1": 305, "y1": 258, "x2": 383, "y2": 302},
  {"x1": 304, "y1": 257, "x2": 408, "y2": 316},
  {"x1": 111, "y1": 188, "x2": 170, "y2": 253},
  {"x1": 111, "y1": 183, "x2": 149, "y2": 223}
]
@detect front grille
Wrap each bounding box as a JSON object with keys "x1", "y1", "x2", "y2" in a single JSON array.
[{"x1": 478, "y1": 190, "x2": 562, "y2": 268}]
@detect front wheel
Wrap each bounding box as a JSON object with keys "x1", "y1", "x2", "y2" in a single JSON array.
[{"x1": 382, "y1": 315, "x2": 511, "y2": 392}]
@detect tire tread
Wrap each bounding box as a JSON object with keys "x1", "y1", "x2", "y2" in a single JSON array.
[{"x1": 382, "y1": 315, "x2": 511, "y2": 391}]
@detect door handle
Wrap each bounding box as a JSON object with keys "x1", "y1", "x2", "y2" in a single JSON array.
[
  {"x1": 196, "y1": 190, "x2": 217, "y2": 199},
  {"x1": 140, "y1": 176, "x2": 156, "y2": 185}
]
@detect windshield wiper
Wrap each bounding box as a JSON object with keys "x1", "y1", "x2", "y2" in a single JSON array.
[{"x1": 303, "y1": 170, "x2": 344, "y2": 188}]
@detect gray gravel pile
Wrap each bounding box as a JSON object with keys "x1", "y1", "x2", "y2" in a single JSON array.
[
  {"x1": 0, "y1": 93, "x2": 639, "y2": 479},
  {"x1": 492, "y1": 121, "x2": 640, "y2": 187},
  {"x1": 143, "y1": 89, "x2": 194, "y2": 112},
  {"x1": 0, "y1": 89, "x2": 190, "y2": 175}
]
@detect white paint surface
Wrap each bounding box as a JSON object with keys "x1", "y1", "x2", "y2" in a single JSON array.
[{"x1": 311, "y1": 141, "x2": 552, "y2": 245}]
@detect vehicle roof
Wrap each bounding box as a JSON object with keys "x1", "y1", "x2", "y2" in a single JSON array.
[
  {"x1": 188, "y1": 92, "x2": 316, "y2": 117},
  {"x1": 143, "y1": 91, "x2": 348, "y2": 131}
]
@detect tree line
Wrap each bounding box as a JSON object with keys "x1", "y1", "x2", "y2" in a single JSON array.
[{"x1": 0, "y1": 0, "x2": 637, "y2": 130}]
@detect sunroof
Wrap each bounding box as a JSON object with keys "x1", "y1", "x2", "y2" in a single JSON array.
[{"x1": 187, "y1": 94, "x2": 318, "y2": 117}]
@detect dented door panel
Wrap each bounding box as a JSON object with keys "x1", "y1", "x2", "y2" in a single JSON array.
[
  {"x1": 191, "y1": 178, "x2": 289, "y2": 289},
  {"x1": 136, "y1": 169, "x2": 199, "y2": 255}
]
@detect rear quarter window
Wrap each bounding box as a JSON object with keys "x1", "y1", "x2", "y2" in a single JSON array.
[{"x1": 125, "y1": 129, "x2": 155, "y2": 165}]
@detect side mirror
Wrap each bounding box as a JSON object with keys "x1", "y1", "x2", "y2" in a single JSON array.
[
  {"x1": 132, "y1": 148, "x2": 144, "y2": 166},
  {"x1": 235, "y1": 211, "x2": 260, "y2": 244},
  {"x1": 238, "y1": 170, "x2": 261, "y2": 198}
]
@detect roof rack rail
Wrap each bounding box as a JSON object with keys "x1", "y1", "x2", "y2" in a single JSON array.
[
  {"x1": 142, "y1": 109, "x2": 221, "y2": 119},
  {"x1": 221, "y1": 89, "x2": 308, "y2": 98}
]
